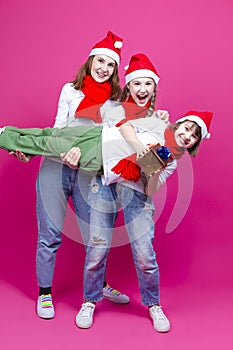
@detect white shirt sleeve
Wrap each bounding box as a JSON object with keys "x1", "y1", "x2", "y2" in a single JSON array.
[
  {"x1": 159, "y1": 159, "x2": 177, "y2": 185},
  {"x1": 53, "y1": 83, "x2": 89, "y2": 128},
  {"x1": 53, "y1": 83, "x2": 71, "y2": 128},
  {"x1": 128, "y1": 116, "x2": 167, "y2": 144}
]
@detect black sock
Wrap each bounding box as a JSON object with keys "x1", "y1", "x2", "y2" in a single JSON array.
[
  {"x1": 39, "y1": 286, "x2": 52, "y2": 296},
  {"x1": 103, "y1": 280, "x2": 107, "y2": 288}
]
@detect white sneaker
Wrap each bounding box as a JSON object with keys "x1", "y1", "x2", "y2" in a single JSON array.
[
  {"x1": 37, "y1": 294, "x2": 55, "y2": 319},
  {"x1": 103, "y1": 284, "x2": 130, "y2": 304},
  {"x1": 75, "y1": 302, "x2": 96, "y2": 329},
  {"x1": 149, "y1": 305, "x2": 170, "y2": 332}
]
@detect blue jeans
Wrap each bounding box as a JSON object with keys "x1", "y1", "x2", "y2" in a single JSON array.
[
  {"x1": 84, "y1": 176, "x2": 160, "y2": 306},
  {"x1": 36, "y1": 158, "x2": 91, "y2": 288}
]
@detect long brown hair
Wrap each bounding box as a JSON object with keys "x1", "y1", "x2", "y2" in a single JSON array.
[{"x1": 70, "y1": 56, "x2": 121, "y2": 101}]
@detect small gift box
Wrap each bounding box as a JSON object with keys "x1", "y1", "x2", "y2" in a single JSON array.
[{"x1": 136, "y1": 143, "x2": 172, "y2": 177}]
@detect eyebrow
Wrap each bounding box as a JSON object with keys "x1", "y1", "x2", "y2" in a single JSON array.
[
  {"x1": 97, "y1": 56, "x2": 116, "y2": 65},
  {"x1": 187, "y1": 122, "x2": 200, "y2": 136}
]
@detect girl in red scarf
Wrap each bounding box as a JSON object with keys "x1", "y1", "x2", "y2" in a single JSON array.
[
  {"x1": 75, "y1": 53, "x2": 174, "y2": 332},
  {"x1": 11, "y1": 31, "x2": 131, "y2": 320}
]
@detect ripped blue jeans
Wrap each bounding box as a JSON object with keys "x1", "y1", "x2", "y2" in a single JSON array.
[{"x1": 84, "y1": 176, "x2": 160, "y2": 306}]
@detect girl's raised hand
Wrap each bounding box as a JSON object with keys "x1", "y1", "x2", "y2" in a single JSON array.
[{"x1": 156, "y1": 109, "x2": 170, "y2": 124}]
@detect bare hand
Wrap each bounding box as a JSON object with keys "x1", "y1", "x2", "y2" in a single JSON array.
[
  {"x1": 145, "y1": 171, "x2": 161, "y2": 196},
  {"x1": 60, "y1": 147, "x2": 81, "y2": 170},
  {"x1": 136, "y1": 145, "x2": 150, "y2": 159},
  {"x1": 156, "y1": 110, "x2": 170, "y2": 124},
  {"x1": 9, "y1": 149, "x2": 32, "y2": 162}
]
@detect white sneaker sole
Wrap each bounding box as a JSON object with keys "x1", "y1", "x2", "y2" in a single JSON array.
[
  {"x1": 37, "y1": 310, "x2": 55, "y2": 319},
  {"x1": 103, "y1": 294, "x2": 130, "y2": 304}
]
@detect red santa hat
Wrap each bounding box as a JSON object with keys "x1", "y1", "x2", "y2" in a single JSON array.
[
  {"x1": 124, "y1": 53, "x2": 160, "y2": 85},
  {"x1": 176, "y1": 110, "x2": 213, "y2": 139},
  {"x1": 89, "y1": 31, "x2": 123, "y2": 66}
]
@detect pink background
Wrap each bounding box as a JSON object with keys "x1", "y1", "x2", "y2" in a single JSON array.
[{"x1": 0, "y1": 0, "x2": 232, "y2": 349}]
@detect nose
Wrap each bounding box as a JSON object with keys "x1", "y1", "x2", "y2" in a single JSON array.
[
  {"x1": 184, "y1": 132, "x2": 192, "y2": 141},
  {"x1": 101, "y1": 63, "x2": 108, "y2": 72},
  {"x1": 139, "y1": 84, "x2": 146, "y2": 92}
]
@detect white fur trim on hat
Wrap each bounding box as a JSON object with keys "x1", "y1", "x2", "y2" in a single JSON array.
[
  {"x1": 125, "y1": 69, "x2": 160, "y2": 85},
  {"x1": 89, "y1": 48, "x2": 120, "y2": 65},
  {"x1": 176, "y1": 115, "x2": 210, "y2": 139}
]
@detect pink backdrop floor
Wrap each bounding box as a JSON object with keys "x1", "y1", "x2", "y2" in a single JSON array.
[
  {"x1": 1, "y1": 277, "x2": 232, "y2": 350},
  {"x1": 1, "y1": 242, "x2": 232, "y2": 350},
  {"x1": 1, "y1": 184, "x2": 232, "y2": 350}
]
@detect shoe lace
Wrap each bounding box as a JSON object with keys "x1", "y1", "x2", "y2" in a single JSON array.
[
  {"x1": 105, "y1": 285, "x2": 121, "y2": 295},
  {"x1": 80, "y1": 303, "x2": 94, "y2": 317},
  {"x1": 41, "y1": 294, "x2": 53, "y2": 308},
  {"x1": 151, "y1": 306, "x2": 166, "y2": 320}
]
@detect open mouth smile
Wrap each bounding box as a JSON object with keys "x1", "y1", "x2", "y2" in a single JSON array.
[{"x1": 137, "y1": 94, "x2": 148, "y2": 103}]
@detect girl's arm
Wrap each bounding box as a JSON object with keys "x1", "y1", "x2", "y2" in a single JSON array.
[
  {"x1": 119, "y1": 122, "x2": 163, "y2": 194},
  {"x1": 146, "y1": 158, "x2": 177, "y2": 196},
  {"x1": 120, "y1": 120, "x2": 177, "y2": 195},
  {"x1": 55, "y1": 84, "x2": 81, "y2": 168},
  {"x1": 145, "y1": 172, "x2": 161, "y2": 196},
  {"x1": 120, "y1": 122, "x2": 150, "y2": 158}
]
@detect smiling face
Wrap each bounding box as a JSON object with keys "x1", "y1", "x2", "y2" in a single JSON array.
[
  {"x1": 174, "y1": 120, "x2": 201, "y2": 149},
  {"x1": 128, "y1": 77, "x2": 155, "y2": 106},
  {"x1": 90, "y1": 54, "x2": 116, "y2": 83}
]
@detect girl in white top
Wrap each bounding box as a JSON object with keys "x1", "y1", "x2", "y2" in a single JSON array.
[
  {"x1": 11, "y1": 31, "x2": 132, "y2": 319},
  {"x1": 74, "y1": 53, "x2": 212, "y2": 333}
]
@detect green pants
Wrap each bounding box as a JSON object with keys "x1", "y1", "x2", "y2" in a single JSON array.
[{"x1": 0, "y1": 125, "x2": 103, "y2": 174}]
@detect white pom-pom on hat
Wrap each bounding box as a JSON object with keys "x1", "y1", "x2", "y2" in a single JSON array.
[{"x1": 114, "y1": 41, "x2": 123, "y2": 49}]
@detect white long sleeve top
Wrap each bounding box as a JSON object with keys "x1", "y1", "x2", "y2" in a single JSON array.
[
  {"x1": 101, "y1": 116, "x2": 177, "y2": 191},
  {"x1": 53, "y1": 82, "x2": 121, "y2": 129}
]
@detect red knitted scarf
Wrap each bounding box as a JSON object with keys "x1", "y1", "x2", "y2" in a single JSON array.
[
  {"x1": 75, "y1": 75, "x2": 112, "y2": 123},
  {"x1": 164, "y1": 125, "x2": 184, "y2": 159},
  {"x1": 116, "y1": 96, "x2": 150, "y2": 126}
]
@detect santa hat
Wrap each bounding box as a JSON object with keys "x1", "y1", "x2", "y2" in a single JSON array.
[
  {"x1": 89, "y1": 31, "x2": 123, "y2": 66},
  {"x1": 124, "y1": 53, "x2": 160, "y2": 85},
  {"x1": 176, "y1": 110, "x2": 213, "y2": 139}
]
